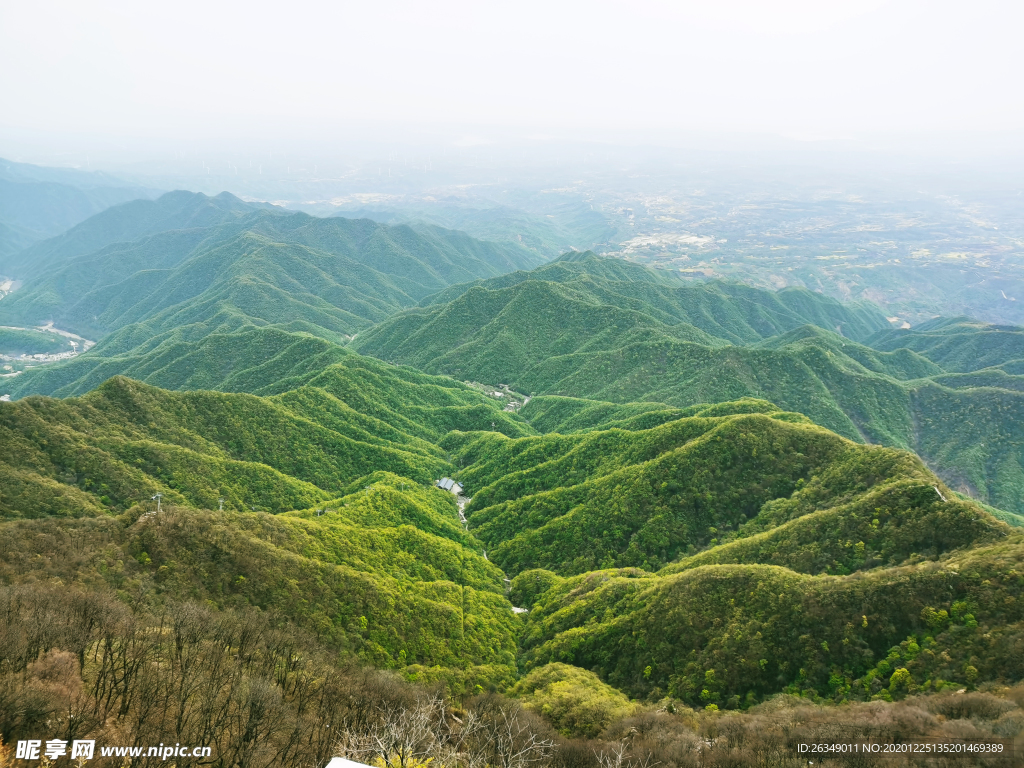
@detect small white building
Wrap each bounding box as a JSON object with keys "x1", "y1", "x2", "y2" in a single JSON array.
[{"x1": 435, "y1": 477, "x2": 464, "y2": 495}]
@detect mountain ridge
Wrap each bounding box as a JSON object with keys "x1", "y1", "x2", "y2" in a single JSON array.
[{"x1": 354, "y1": 254, "x2": 1024, "y2": 513}]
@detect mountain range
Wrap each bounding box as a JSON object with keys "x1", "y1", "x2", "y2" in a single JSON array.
[
  {"x1": 2, "y1": 189, "x2": 1024, "y2": 736},
  {"x1": 0, "y1": 157, "x2": 155, "y2": 264},
  {"x1": 354, "y1": 253, "x2": 1024, "y2": 514},
  {"x1": 0, "y1": 190, "x2": 543, "y2": 340}
]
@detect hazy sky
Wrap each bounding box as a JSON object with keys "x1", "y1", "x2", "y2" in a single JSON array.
[{"x1": 2, "y1": 0, "x2": 1022, "y2": 153}]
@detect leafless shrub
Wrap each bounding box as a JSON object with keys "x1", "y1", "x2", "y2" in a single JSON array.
[
  {"x1": 918, "y1": 692, "x2": 1018, "y2": 722},
  {"x1": 594, "y1": 739, "x2": 660, "y2": 768},
  {"x1": 551, "y1": 740, "x2": 602, "y2": 768},
  {"x1": 467, "y1": 694, "x2": 557, "y2": 768}
]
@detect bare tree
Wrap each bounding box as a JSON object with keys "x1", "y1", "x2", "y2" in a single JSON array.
[
  {"x1": 594, "y1": 740, "x2": 659, "y2": 768},
  {"x1": 336, "y1": 697, "x2": 441, "y2": 768},
  {"x1": 468, "y1": 697, "x2": 556, "y2": 768}
]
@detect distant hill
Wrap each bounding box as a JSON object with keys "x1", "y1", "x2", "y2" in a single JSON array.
[
  {"x1": 867, "y1": 316, "x2": 1024, "y2": 372},
  {"x1": 3, "y1": 189, "x2": 265, "y2": 281},
  {"x1": 0, "y1": 157, "x2": 157, "y2": 265},
  {"x1": 0, "y1": 192, "x2": 544, "y2": 341},
  {"x1": 0, "y1": 327, "x2": 350, "y2": 399},
  {"x1": 355, "y1": 254, "x2": 1024, "y2": 514},
  {"x1": 321, "y1": 197, "x2": 617, "y2": 259},
  {"x1": 0, "y1": 191, "x2": 548, "y2": 399}
]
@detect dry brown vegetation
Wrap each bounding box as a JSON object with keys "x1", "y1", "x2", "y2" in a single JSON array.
[{"x1": 2, "y1": 579, "x2": 1020, "y2": 767}]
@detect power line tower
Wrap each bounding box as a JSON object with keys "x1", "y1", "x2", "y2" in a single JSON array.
[
  {"x1": 218, "y1": 497, "x2": 224, "y2": 511},
  {"x1": 151, "y1": 493, "x2": 162, "y2": 513}
]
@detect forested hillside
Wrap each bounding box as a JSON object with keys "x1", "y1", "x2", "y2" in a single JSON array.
[
  {"x1": 3, "y1": 363, "x2": 1023, "y2": 723},
  {"x1": 0, "y1": 356, "x2": 534, "y2": 519},
  {"x1": 0, "y1": 356, "x2": 535, "y2": 693},
  {"x1": 2, "y1": 325, "x2": 352, "y2": 399},
  {"x1": 515, "y1": 535, "x2": 1024, "y2": 707},
  {"x1": 356, "y1": 254, "x2": 1024, "y2": 514},
  {"x1": 1, "y1": 190, "x2": 545, "y2": 400},
  {"x1": 450, "y1": 400, "x2": 1009, "y2": 575},
  {"x1": 0, "y1": 191, "x2": 543, "y2": 340},
  {"x1": 868, "y1": 316, "x2": 1024, "y2": 373},
  {"x1": 4, "y1": 199, "x2": 1024, "y2": 762},
  {"x1": 0, "y1": 157, "x2": 155, "y2": 263}
]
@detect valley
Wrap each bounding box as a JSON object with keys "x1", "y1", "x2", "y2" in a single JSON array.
[
  {"x1": 1, "y1": 179, "x2": 1023, "y2": 765},
  {"x1": 356, "y1": 253, "x2": 1024, "y2": 515},
  {"x1": 7, "y1": 0, "x2": 1024, "y2": 761}
]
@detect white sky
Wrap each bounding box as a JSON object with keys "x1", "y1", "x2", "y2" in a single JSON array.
[{"x1": 1, "y1": 0, "x2": 1022, "y2": 149}]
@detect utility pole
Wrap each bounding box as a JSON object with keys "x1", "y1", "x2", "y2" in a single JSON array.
[{"x1": 151, "y1": 493, "x2": 162, "y2": 513}]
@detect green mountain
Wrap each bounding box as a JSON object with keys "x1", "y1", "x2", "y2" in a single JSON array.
[
  {"x1": 0, "y1": 357, "x2": 533, "y2": 520},
  {"x1": 515, "y1": 532, "x2": 1024, "y2": 707},
  {"x1": 0, "y1": 157, "x2": 156, "y2": 264},
  {"x1": 0, "y1": 192, "x2": 548, "y2": 400},
  {"x1": 1, "y1": 189, "x2": 262, "y2": 280},
  {"x1": 329, "y1": 199, "x2": 618, "y2": 259},
  {"x1": 439, "y1": 401, "x2": 1023, "y2": 709},
  {"x1": 3, "y1": 360, "x2": 1022, "y2": 713},
  {"x1": 450, "y1": 400, "x2": 1005, "y2": 576},
  {"x1": 1, "y1": 326, "x2": 349, "y2": 399},
  {"x1": 0, "y1": 356, "x2": 540, "y2": 685},
  {"x1": 416, "y1": 252, "x2": 888, "y2": 342},
  {"x1": 867, "y1": 316, "x2": 1024, "y2": 372},
  {"x1": 354, "y1": 254, "x2": 1024, "y2": 514},
  {"x1": 0, "y1": 191, "x2": 543, "y2": 340},
  {"x1": 353, "y1": 253, "x2": 892, "y2": 392}
]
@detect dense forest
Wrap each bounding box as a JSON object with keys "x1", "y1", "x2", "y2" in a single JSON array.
[
  {"x1": 2, "y1": 203, "x2": 1024, "y2": 766},
  {"x1": 3, "y1": 371, "x2": 1024, "y2": 765},
  {"x1": 355, "y1": 254, "x2": 1024, "y2": 514}
]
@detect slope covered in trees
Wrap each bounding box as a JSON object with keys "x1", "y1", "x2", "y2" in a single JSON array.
[
  {"x1": 0, "y1": 191, "x2": 547, "y2": 401},
  {"x1": 0, "y1": 357, "x2": 535, "y2": 520},
  {"x1": 449, "y1": 400, "x2": 1007, "y2": 576},
  {"x1": 0, "y1": 358, "x2": 538, "y2": 688},
  {"x1": 0, "y1": 157, "x2": 155, "y2": 264},
  {"x1": 1, "y1": 326, "x2": 351, "y2": 399},
  {"x1": 0, "y1": 191, "x2": 543, "y2": 341},
  {"x1": 3, "y1": 577, "x2": 1022, "y2": 768},
  {"x1": 3, "y1": 370, "x2": 1022, "y2": 720},
  {"x1": 514, "y1": 533, "x2": 1024, "y2": 708},
  {"x1": 868, "y1": 316, "x2": 1024, "y2": 372},
  {"x1": 446, "y1": 405, "x2": 1024, "y2": 711},
  {"x1": 355, "y1": 254, "x2": 1024, "y2": 514}
]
